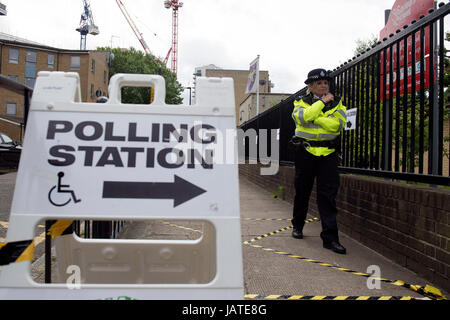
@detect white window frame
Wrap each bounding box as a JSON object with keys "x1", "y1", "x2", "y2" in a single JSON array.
[
  {"x1": 6, "y1": 103, "x2": 17, "y2": 116},
  {"x1": 9, "y1": 48, "x2": 19, "y2": 64},
  {"x1": 48, "y1": 54, "x2": 55, "y2": 68},
  {"x1": 8, "y1": 75, "x2": 18, "y2": 82},
  {"x1": 70, "y1": 56, "x2": 81, "y2": 70},
  {"x1": 25, "y1": 77, "x2": 35, "y2": 88},
  {"x1": 25, "y1": 50, "x2": 37, "y2": 63}
]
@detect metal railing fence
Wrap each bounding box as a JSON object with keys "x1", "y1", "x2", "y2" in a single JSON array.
[{"x1": 239, "y1": 2, "x2": 450, "y2": 186}]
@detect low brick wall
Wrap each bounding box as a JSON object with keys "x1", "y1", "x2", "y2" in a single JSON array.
[{"x1": 239, "y1": 163, "x2": 450, "y2": 293}]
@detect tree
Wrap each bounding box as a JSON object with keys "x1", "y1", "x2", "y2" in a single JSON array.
[
  {"x1": 444, "y1": 32, "x2": 450, "y2": 111},
  {"x1": 97, "y1": 47, "x2": 184, "y2": 105},
  {"x1": 353, "y1": 35, "x2": 378, "y2": 56}
]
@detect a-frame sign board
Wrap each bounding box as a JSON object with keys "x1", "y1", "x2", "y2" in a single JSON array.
[{"x1": 0, "y1": 72, "x2": 243, "y2": 299}]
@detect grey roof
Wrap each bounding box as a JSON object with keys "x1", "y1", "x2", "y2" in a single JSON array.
[
  {"x1": 0, "y1": 32, "x2": 48, "y2": 47},
  {"x1": 0, "y1": 32, "x2": 88, "y2": 53}
]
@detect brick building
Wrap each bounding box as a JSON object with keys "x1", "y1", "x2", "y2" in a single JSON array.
[
  {"x1": 239, "y1": 93, "x2": 291, "y2": 125},
  {"x1": 0, "y1": 33, "x2": 110, "y2": 141},
  {"x1": 193, "y1": 65, "x2": 273, "y2": 126}
]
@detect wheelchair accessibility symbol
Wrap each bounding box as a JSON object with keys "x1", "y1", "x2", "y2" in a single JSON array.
[{"x1": 48, "y1": 172, "x2": 81, "y2": 207}]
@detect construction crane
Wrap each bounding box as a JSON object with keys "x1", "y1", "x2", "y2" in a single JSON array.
[
  {"x1": 76, "y1": 0, "x2": 99, "y2": 50},
  {"x1": 115, "y1": 0, "x2": 153, "y2": 56},
  {"x1": 163, "y1": 47, "x2": 172, "y2": 65},
  {"x1": 164, "y1": 0, "x2": 183, "y2": 75}
]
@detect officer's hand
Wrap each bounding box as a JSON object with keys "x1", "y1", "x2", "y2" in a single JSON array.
[{"x1": 322, "y1": 93, "x2": 334, "y2": 104}]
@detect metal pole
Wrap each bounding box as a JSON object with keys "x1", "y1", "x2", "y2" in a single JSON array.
[
  {"x1": 44, "y1": 220, "x2": 52, "y2": 283},
  {"x1": 185, "y1": 87, "x2": 192, "y2": 105},
  {"x1": 384, "y1": 9, "x2": 391, "y2": 25},
  {"x1": 431, "y1": 7, "x2": 439, "y2": 175},
  {"x1": 384, "y1": 100, "x2": 390, "y2": 171},
  {"x1": 23, "y1": 88, "x2": 30, "y2": 129},
  {"x1": 256, "y1": 55, "x2": 260, "y2": 116}
]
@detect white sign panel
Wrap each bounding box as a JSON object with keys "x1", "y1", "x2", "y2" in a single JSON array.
[
  {"x1": 12, "y1": 112, "x2": 237, "y2": 218},
  {"x1": 345, "y1": 108, "x2": 357, "y2": 131}
]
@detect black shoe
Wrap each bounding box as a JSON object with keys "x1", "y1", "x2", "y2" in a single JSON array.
[
  {"x1": 292, "y1": 228, "x2": 303, "y2": 239},
  {"x1": 323, "y1": 241, "x2": 346, "y2": 254}
]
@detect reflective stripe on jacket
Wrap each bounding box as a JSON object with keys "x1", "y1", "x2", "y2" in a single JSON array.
[{"x1": 292, "y1": 94, "x2": 347, "y2": 156}]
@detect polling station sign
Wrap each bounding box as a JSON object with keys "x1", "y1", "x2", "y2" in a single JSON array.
[
  {"x1": 12, "y1": 113, "x2": 237, "y2": 218},
  {"x1": 9, "y1": 72, "x2": 239, "y2": 219}
]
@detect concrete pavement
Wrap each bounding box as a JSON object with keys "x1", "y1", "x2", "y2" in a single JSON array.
[{"x1": 239, "y1": 176, "x2": 447, "y2": 299}]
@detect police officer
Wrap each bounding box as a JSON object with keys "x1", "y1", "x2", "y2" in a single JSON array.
[{"x1": 290, "y1": 68, "x2": 347, "y2": 254}]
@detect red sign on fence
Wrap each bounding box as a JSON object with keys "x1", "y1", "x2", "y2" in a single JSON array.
[{"x1": 379, "y1": 0, "x2": 434, "y2": 99}]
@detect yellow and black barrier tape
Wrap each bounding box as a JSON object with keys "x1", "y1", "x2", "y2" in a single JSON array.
[
  {"x1": 0, "y1": 219, "x2": 73, "y2": 266},
  {"x1": 157, "y1": 220, "x2": 203, "y2": 234},
  {"x1": 244, "y1": 218, "x2": 293, "y2": 221},
  {"x1": 156, "y1": 217, "x2": 319, "y2": 237},
  {"x1": 47, "y1": 219, "x2": 74, "y2": 238},
  {"x1": 0, "y1": 239, "x2": 34, "y2": 266},
  {"x1": 243, "y1": 218, "x2": 319, "y2": 245},
  {"x1": 245, "y1": 294, "x2": 419, "y2": 300},
  {"x1": 245, "y1": 242, "x2": 447, "y2": 300},
  {"x1": 154, "y1": 217, "x2": 446, "y2": 300},
  {"x1": 244, "y1": 226, "x2": 293, "y2": 245}
]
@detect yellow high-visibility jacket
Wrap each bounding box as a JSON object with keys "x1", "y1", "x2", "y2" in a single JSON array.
[{"x1": 292, "y1": 93, "x2": 347, "y2": 156}]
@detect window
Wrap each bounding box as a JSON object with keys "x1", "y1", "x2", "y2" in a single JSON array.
[
  {"x1": 91, "y1": 59, "x2": 95, "y2": 73},
  {"x1": 25, "y1": 64, "x2": 36, "y2": 78},
  {"x1": 9, "y1": 48, "x2": 19, "y2": 64},
  {"x1": 90, "y1": 84, "x2": 94, "y2": 98},
  {"x1": 70, "y1": 56, "x2": 81, "y2": 69},
  {"x1": 8, "y1": 75, "x2": 18, "y2": 82},
  {"x1": 26, "y1": 50, "x2": 36, "y2": 63},
  {"x1": 25, "y1": 50, "x2": 37, "y2": 85},
  {"x1": 6, "y1": 103, "x2": 16, "y2": 116},
  {"x1": 48, "y1": 54, "x2": 55, "y2": 68},
  {"x1": 25, "y1": 78, "x2": 35, "y2": 88}
]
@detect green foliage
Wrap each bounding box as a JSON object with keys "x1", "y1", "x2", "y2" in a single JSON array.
[
  {"x1": 353, "y1": 35, "x2": 378, "y2": 56},
  {"x1": 393, "y1": 94, "x2": 430, "y2": 170},
  {"x1": 346, "y1": 34, "x2": 450, "y2": 172},
  {"x1": 444, "y1": 32, "x2": 450, "y2": 112},
  {"x1": 97, "y1": 47, "x2": 184, "y2": 104}
]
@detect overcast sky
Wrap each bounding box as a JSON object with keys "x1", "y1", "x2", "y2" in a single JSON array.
[{"x1": 0, "y1": 0, "x2": 417, "y2": 100}]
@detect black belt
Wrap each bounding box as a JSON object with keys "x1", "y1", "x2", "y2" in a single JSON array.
[{"x1": 288, "y1": 136, "x2": 340, "y2": 151}]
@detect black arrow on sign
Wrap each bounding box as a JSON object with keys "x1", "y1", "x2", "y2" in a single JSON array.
[{"x1": 102, "y1": 175, "x2": 207, "y2": 207}]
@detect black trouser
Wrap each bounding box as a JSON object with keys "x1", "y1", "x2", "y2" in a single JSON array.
[{"x1": 292, "y1": 147, "x2": 340, "y2": 244}]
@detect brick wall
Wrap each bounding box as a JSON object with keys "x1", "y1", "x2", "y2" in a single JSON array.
[
  {"x1": 87, "y1": 51, "x2": 109, "y2": 101},
  {"x1": 239, "y1": 163, "x2": 450, "y2": 293}
]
